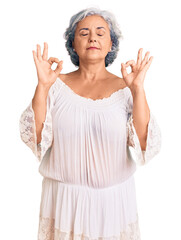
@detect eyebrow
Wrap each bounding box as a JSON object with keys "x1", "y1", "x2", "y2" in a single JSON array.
[{"x1": 79, "y1": 27, "x2": 105, "y2": 32}]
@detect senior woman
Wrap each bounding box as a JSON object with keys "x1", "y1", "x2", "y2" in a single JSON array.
[{"x1": 19, "y1": 7, "x2": 161, "y2": 240}]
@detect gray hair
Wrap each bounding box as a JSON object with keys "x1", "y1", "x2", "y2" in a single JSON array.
[{"x1": 63, "y1": 7, "x2": 124, "y2": 67}]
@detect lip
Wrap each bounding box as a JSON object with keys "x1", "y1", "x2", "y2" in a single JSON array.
[{"x1": 87, "y1": 47, "x2": 99, "y2": 50}]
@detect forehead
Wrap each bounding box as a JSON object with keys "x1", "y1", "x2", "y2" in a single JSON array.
[{"x1": 76, "y1": 15, "x2": 109, "y2": 30}]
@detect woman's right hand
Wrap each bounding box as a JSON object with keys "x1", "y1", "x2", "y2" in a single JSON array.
[{"x1": 32, "y1": 42, "x2": 63, "y2": 89}]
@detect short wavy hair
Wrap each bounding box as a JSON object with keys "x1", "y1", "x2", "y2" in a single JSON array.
[{"x1": 63, "y1": 7, "x2": 124, "y2": 67}]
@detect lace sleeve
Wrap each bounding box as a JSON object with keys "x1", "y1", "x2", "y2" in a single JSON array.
[
  {"x1": 126, "y1": 88, "x2": 162, "y2": 166},
  {"x1": 19, "y1": 78, "x2": 62, "y2": 163}
]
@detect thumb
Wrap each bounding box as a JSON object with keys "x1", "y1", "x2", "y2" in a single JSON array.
[{"x1": 54, "y1": 61, "x2": 63, "y2": 75}]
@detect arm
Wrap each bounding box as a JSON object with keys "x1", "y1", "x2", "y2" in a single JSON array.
[
  {"x1": 122, "y1": 48, "x2": 161, "y2": 165},
  {"x1": 130, "y1": 85, "x2": 150, "y2": 151},
  {"x1": 32, "y1": 83, "x2": 50, "y2": 144},
  {"x1": 19, "y1": 42, "x2": 63, "y2": 162},
  {"x1": 19, "y1": 83, "x2": 54, "y2": 163}
]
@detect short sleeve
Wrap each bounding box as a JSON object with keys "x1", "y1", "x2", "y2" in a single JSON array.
[
  {"x1": 19, "y1": 78, "x2": 62, "y2": 163},
  {"x1": 125, "y1": 88, "x2": 162, "y2": 166}
]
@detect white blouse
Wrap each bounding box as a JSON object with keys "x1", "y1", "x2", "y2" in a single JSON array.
[{"x1": 19, "y1": 77, "x2": 162, "y2": 188}]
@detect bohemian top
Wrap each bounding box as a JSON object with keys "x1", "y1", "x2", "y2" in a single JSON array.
[{"x1": 19, "y1": 77, "x2": 161, "y2": 188}]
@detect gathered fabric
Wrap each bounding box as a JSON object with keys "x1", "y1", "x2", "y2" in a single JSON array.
[{"x1": 19, "y1": 77, "x2": 161, "y2": 239}]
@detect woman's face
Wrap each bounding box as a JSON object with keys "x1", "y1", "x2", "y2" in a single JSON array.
[{"x1": 72, "y1": 15, "x2": 112, "y2": 63}]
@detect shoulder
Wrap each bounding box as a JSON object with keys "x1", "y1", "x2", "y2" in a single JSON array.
[
  {"x1": 58, "y1": 72, "x2": 127, "y2": 89},
  {"x1": 58, "y1": 73, "x2": 66, "y2": 81},
  {"x1": 48, "y1": 75, "x2": 65, "y2": 98},
  {"x1": 58, "y1": 72, "x2": 75, "y2": 83},
  {"x1": 112, "y1": 75, "x2": 127, "y2": 89},
  {"x1": 109, "y1": 74, "x2": 132, "y2": 100},
  {"x1": 107, "y1": 73, "x2": 127, "y2": 90}
]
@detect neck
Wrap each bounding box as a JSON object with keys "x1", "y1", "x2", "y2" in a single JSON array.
[{"x1": 75, "y1": 59, "x2": 109, "y2": 83}]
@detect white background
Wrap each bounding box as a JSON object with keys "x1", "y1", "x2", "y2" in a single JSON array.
[{"x1": 0, "y1": 0, "x2": 180, "y2": 239}]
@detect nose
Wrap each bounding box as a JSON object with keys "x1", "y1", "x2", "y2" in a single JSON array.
[
  {"x1": 89, "y1": 39, "x2": 96, "y2": 42},
  {"x1": 88, "y1": 31, "x2": 97, "y2": 43}
]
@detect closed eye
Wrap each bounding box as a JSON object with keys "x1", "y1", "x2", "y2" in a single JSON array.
[{"x1": 81, "y1": 34, "x2": 103, "y2": 36}]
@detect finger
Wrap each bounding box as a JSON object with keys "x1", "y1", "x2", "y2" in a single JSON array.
[
  {"x1": 143, "y1": 56, "x2": 153, "y2": 71},
  {"x1": 125, "y1": 60, "x2": 136, "y2": 68},
  {"x1": 54, "y1": 61, "x2": 63, "y2": 75},
  {"x1": 37, "y1": 44, "x2": 42, "y2": 61},
  {"x1": 121, "y1": 63, "x2": 128, "y2": 78},
  {"x1": 137, "y1": 48, "x2": 143, "y2": 66},
  {"x1": 141, "y1": 51, "x2": 150, "y2": 67},
  {"x1": 42, "y1": 42, "x2": 48, "y2": 60},
  {"x1": 32, "y1": 50, "x2": 38, "y2": 65},
  {"x1": 47, "y1": 57, "x2": 59, "y2": 65}
]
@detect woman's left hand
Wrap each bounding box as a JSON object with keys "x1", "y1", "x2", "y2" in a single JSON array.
[{"x1": 121, "y1": 48, "x2": 153, "y2": 91}]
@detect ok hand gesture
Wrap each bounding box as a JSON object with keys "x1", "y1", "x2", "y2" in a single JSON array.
[
  {"x1": 32, "y1": 42, "x2": 63, "y2": 89},
  {"x1": 121, "y1": 48, "x2": 153, "y2": 90}
]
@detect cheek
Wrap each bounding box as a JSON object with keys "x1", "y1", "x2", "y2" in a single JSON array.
[
  {"x1": 74, "y1": 38, "x2": 86, "y2": 49},
  {"x1": 102, "y1": 41, "x2": 111, "y2": 50},
  {"x1": 101, "y1": 36, "x2": 111, "y2": 47}
]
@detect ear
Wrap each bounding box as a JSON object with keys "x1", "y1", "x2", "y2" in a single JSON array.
[
  {"x1": 109, "y1": 41, "x2": 113, "y2": 52},
  {"x1": 72, "y1": 41, "x2": 74, "y2": 49}
]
